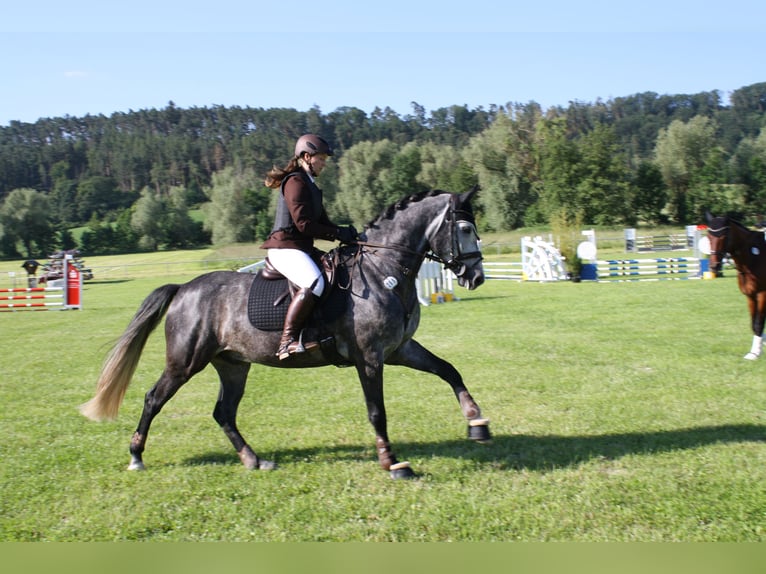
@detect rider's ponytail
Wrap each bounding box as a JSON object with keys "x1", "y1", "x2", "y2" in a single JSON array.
[{"x1": 264, "y1": 157, "x2": 301, "y2": 189}]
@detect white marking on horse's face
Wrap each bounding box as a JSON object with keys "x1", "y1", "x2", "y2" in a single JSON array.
[{"x1": 424, "y1": 203, "x2": 451, "y2": 248}]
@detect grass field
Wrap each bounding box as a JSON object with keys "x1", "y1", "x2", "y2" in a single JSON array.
[{"x1": 1, "y1": 251, "x2": 765, "y2": 541}]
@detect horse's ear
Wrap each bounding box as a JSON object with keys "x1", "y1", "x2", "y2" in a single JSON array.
[
  {"x1": 461, "y1": 185, "x2": 480, "y2": 203},
  {"x1": 705, "y1": 210, "x2": 714, "y2": 224}
]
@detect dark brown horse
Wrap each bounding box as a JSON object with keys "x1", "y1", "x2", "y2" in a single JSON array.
[
  {"x1": 706, "y1": 212, "x2": 766, "y2": 359},
  {"x1": 80, "y1": 188, "x2": 489, "y2": 479}
]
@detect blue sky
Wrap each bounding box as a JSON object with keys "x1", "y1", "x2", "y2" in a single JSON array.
[{"x1": 2, "y1": 1, "x2": 764, "y2": 125}]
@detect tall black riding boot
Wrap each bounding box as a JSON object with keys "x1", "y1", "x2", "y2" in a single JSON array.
[{"x1": 277, "y1": 287, "x2": 319, "y2": 360}]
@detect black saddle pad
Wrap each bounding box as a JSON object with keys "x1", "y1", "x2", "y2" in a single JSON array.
[
  {"x1": 245, "y1": 253, "x2": 350, "y2": 324},
  {"x1": 247, "y1": 272, "x2": 291, "y2": 331},
  {"x1": 245, "y1": 265, "x2": 353, "y2": 368}
]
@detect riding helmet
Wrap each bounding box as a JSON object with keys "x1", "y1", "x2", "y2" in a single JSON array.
[{"x1": 295, "y1": 134, "x2": 333, "y2": 158}]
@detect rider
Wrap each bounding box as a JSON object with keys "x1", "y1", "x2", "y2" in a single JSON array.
[{"x1": 262, "y1": 134, "x2": 358, "y2": 360}]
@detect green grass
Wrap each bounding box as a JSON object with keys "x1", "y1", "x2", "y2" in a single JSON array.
[{"x1": 1, "y1": 255, "x2": 765, "y2": 541}]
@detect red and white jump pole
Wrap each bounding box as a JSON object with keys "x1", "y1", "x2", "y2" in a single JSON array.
[{"x1": 1, "y1": 255, "x2": 82, "y2": 311}]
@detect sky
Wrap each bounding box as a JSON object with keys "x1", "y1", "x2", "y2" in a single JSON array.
[{"x1": 2, "y1": 1, "x2": 765, "y2": 126}]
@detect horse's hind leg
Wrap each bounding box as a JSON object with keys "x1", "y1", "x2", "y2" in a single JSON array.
[
  {"x1": 129, "y1": 369, "x2": 190, "y2": 470},
  {"x1": 211, "y1": 356, "x2": 275, "y2": 470},
  {"x1": 387, "y1": 339, "x2": 491, "y2": 442}
]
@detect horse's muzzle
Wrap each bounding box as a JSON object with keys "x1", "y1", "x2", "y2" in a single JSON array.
[{"x1": 458, "y1": 266, "x2": 485, "y2": 290}]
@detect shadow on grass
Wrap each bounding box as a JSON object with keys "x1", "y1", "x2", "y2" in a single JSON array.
[
  {"x1": 448, "y1": 295, "x2": 513, "y2": 304},
  {"x1": 184, "y1": 423, "x2": 766, "y2": 471}
]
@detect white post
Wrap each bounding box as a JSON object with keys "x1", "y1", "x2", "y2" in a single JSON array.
[{"x1": 625, "y1": 228, "x2": 636, "y2": 252}]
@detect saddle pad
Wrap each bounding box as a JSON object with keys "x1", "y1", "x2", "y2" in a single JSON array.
[{"x1": 247, "y1": 272, "x2": 290, "y2": 331}]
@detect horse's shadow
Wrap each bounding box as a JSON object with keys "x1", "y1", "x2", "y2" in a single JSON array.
[
  {"x1": 448, "y1": 295, "x2": 511, "y2": 304},
  {"x1": 85, "y1": 279, "x2": 133, "y2": 285},
  {"x1": 184, "y1": 423, "x2": 766, "y2": 471}
]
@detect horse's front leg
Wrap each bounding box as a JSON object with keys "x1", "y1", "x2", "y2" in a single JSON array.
[
  {"x1": 387, "y1": 339, "x2": 491, "y2": 443},
  {"x1": 745, "y1": 293, "x2": 766, "y2": 360},
  {"x1": 355, "y1": 356, "x2": 415, "y2": 479}
]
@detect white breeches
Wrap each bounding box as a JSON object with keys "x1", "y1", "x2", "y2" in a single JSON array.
[{"x1": 267, "y1": 248, "x2": 325, "y2": 297}]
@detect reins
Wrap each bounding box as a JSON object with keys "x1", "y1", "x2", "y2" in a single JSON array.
[
  {"x1": 346, "y1": 193, "x2": 483, "y2": 278},
  {"x1": 354, "y1": 239, "x2": 451, "y2": 270},
  {"x1": 343, "y1": 241, "x2": 423, "y2": 282}
]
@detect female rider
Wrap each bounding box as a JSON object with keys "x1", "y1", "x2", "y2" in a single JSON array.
[{"x1": 262, "y1": 134, "x2": 357, "y2": 360}]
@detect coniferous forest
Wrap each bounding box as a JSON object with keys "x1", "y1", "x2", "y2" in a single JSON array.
[{"x1": 1, "y1": 82, "x2": 765, "y2": 258}]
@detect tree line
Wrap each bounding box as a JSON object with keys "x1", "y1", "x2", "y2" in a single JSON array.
[{"x1": 1, "y1": 82, "x2": 765, "y2": 258}]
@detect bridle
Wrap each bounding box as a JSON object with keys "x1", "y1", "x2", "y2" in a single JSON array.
[
  {"x1": 429, "y1": 193, "x2": 483, "y2": 276},
  {"x1": 707, "y1": 221, "x2": 730, "y2": 265},
  {"x1": 354, "y1": 193, "x2": 483, "y2": 278}
]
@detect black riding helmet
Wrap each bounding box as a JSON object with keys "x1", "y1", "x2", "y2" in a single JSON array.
[{"x1": 294, "y1": 134, "x2": 333, "y2": 158}]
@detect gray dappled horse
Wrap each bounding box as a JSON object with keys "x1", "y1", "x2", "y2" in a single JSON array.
[{"x1": 80, "y1": 188, "x2": 489, "y2": 479}]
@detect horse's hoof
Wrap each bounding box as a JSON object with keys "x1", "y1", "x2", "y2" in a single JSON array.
[
  {"x1": 467, "y1": 418, "x2": 491, "y2": 443},
  {"x1": 127, "y1": 459, "x2": 146, "y2": 471},
  {"x1": 257, "y1": 459, "x2": 277, "y2": 471},
  {"x1": 389, "y1": 461, "x2": 416, "y2": 480},
  {"x1": 745, "y1": 353, "x2": 759, "y2": 360}
]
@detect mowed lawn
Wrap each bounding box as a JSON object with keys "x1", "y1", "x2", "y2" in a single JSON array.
[{"x1": 1, "y1": 262, "x2": 765, "y2": 541}]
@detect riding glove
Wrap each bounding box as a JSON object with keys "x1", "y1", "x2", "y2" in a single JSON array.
[{"x1": 336, "y1": 225, "x2": 358, "y2": 243}]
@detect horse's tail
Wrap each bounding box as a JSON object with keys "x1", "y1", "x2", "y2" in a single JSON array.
[{"x1": 79, "y1": 284, "x2": 181, "y2": 421}]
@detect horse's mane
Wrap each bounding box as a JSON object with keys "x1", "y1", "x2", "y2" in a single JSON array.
[
  {"x1": 364, "y1": 189, "x2": 449, "y2": 229},
  {"x1": 710, "y1": 215, "x2": 752, "y2": 233},
  {"x1": 727, "y1": 217, "x2": 760, "y2": 236},
  {"x1": 716, "y1": 215, "x2": 766, "y2": 247}
]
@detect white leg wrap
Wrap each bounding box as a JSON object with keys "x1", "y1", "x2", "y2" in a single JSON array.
[
  {"x1": 745, "y1": 335, "x2": 762, "y2": 360},
  {"x1": 128, "y1": 456, "x2": 146, "y2": 471}
]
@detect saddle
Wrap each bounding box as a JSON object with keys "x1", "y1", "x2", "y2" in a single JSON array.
[{"x1": 246, "y1": 250, "x2": 339, "y2": 332}]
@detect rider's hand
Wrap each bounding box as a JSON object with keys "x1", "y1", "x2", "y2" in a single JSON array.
[{"x1": 336, "y1": 225, "x2": 358, "y2": 243}]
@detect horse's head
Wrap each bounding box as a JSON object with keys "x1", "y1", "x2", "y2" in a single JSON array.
[
  {"x1": 706, "y1": 211, "x2": 729, "y2": 276},
  {"x1": 427, "y1": 186, "x2": 485, "y2": 290}
]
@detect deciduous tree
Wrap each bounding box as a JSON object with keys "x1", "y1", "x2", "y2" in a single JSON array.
[{"x1": 0, "y1": 188, "x2": 54, "y2": 257}]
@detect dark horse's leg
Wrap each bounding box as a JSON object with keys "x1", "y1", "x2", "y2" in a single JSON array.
[
  {"x1": 387, "y1": 339, "x2": 491, "y2": 441},
  {"x1": 129, "y1": 323, "x2": 217, "y2": 470},
  {"x1": 211, "y1": 355, "x2": 275, "y2": 470},
  {"x1": 129, "y1": 367, "x2": 192, "y2": 470},
  {"x1": 355, "y1": 339, "x2": 490, "y2": 480},
  {"x1": 354, "y1": 353, "x2": 415, "y2": 479},
  {"x1": 356, "y1": 359, "x2": 390, "y2": 467},
  {"x1": 745, "y1": 292, "x2": 766, "y2": 360}
]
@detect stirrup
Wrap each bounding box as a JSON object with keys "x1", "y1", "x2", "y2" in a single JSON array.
[{"x1": 277, "y1": 332, "x2": 319, "y2": 360}]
